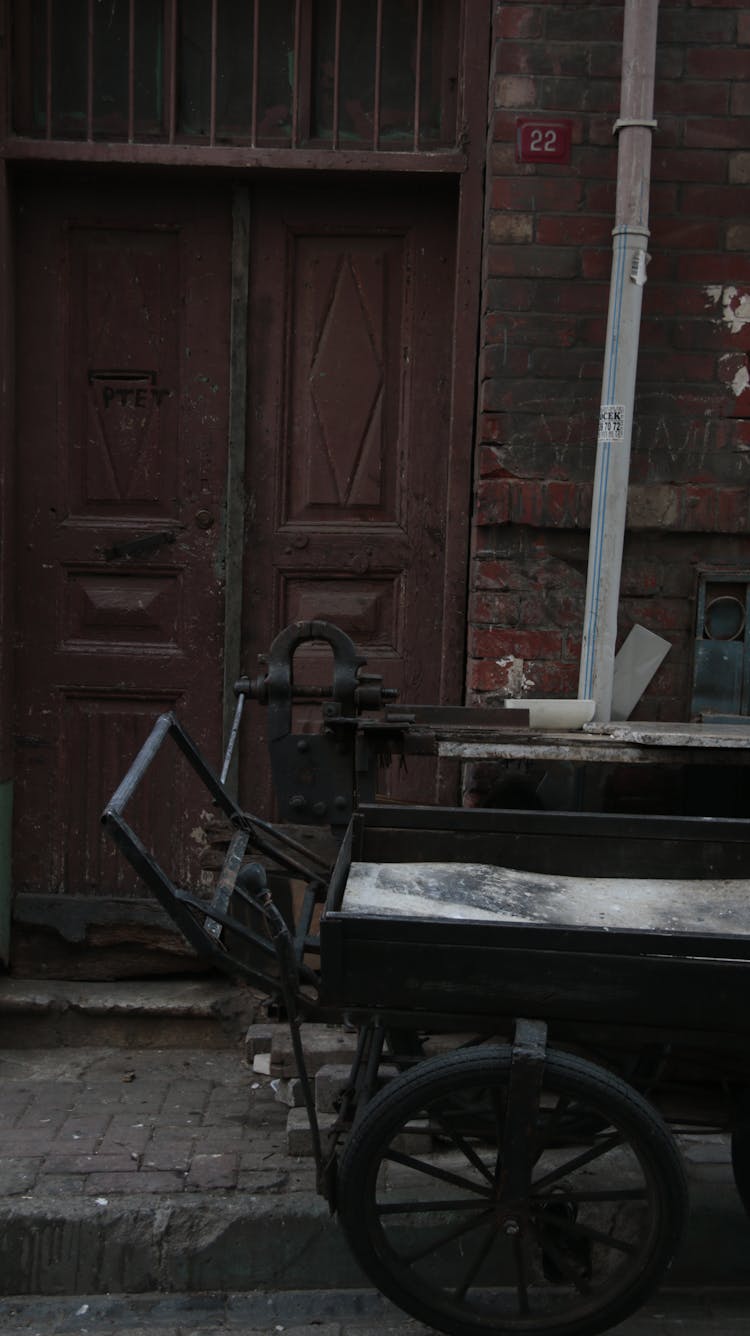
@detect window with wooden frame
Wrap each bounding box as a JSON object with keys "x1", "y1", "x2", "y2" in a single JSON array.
[{"x1": 11, "y1": 0, "x2": 461, "y2": 151}]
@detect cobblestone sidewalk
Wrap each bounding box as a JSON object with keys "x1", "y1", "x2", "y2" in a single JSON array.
[
  {"x1": 0, "y1": 1046, "x2": 314, "y2": 1201},
  {"x1": 3, "y1": 1287, "x2": 750, "y2": 1336}
]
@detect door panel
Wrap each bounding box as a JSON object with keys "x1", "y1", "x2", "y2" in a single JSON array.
[
  {"x1": 14, "y1": 181, "x2": 231, "y2": 896},
  {"x1": 241, "y1": 183, "x2": 459, "y2": 811}
]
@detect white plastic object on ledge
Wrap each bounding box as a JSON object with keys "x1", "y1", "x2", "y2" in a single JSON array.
[{"x1": 504, "y1": 699, "x2": 596, "y2": 731}]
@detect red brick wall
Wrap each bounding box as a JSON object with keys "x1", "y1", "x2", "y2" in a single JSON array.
[{"x1": 471, "y1": 0, "x2": 750, "y2": 721}]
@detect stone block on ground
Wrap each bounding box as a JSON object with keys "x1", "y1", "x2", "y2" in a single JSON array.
[
  {"x1": 269, "y1": 1024, "x2": 359, "y2": 1079},
  {"x1": 286, "y1": 1108, "x2": 337, "y2": 1157},
  {"x1": 315, "y1": 1062, "x2": 399, "y2": 1114},
  {"x1": 244, "y1": 1022, "x2": 277, "y2": 1062}
]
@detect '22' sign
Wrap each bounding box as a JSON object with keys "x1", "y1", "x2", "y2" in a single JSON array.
[
  {"x1": 530, "y1": 126, "x2": 559, "y2": 153},
  {"x1": 515, "y1": 119, "x2": 572, "y2": 164}
]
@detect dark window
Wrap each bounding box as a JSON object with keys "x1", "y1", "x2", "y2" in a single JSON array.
[{"x1": 12, "y1": 0, "x2": 460, "y2": 150}]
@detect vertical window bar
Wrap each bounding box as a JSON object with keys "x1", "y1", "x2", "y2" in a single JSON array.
[
  {"x1": 86, "y1": 0, "x2": 94, "y2": 140},
  {"x1": 0, "y1": 0, "x2": 7, "y2": 138},
  {"x1": 45, "y1": 0, "x2": 53, "y2": 138},
  {"x1": 127, "y1": 0, "x2": 135, "y2": 141},
  {"x1": 332, "y1": 0, "x2": 342, "y2": 149},
  {"x1": 209, "y1": 0, "x2": 218, "y2": 145},
  {"x1": 167, "y1": 0, "x2": 178, "y2": 142},
  {"x1": 250, "y1": 0, "x2": 259, "y2": 146},
  {"x1": 291, "y1": 0, "x2": 302, "y2": 148},
  {"x1": 413, "y1": 0, "x2": 424, "y2": 150},
  {"x1": 373, "y1": 0, "x2": 383, "y2": 150},
  {"x1": 296, "y1": 0, "x2": 312, "y2": 143}
]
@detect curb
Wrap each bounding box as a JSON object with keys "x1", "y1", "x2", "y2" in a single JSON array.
[{"x1": 1, "y1": 1173, "x2": 749, "y2": 1296}]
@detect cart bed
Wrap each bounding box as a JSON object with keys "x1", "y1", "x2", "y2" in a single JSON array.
[
  {"x1": 320, "y1": 804, "x2": 750, "y2": 1037},
  {"x1": 343, "y1": 860, "x2": 750, "y2": 935}
]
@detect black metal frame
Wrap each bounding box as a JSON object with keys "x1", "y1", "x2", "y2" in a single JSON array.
[{"x1": 101, "y1": 710, "x2": 328, "y2": 1001}]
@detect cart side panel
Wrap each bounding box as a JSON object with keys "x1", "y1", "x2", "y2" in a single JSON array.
[
  {"x1": 320, "y1": 915, "x2": 750, "y2": 1034},
  {"x1": 357, "y1": 806, "x2": 750, "y2": 879}
]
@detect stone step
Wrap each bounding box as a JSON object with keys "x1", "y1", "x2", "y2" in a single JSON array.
[{"x1": 0, "y1": 979, "x2": 260, "y2": 1049}]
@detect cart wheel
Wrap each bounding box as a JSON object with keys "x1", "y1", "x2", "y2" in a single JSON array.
[{"x1": 337, "y1": 1045, "x2": 687, "y2": 1336}]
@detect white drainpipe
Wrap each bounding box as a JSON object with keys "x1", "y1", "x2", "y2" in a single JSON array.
[{"x1": 578, "y1": 0, "x2": 660, "y2": 720}]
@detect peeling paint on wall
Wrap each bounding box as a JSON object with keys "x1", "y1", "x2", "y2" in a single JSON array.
[
  {"x1": 732, "y1": 363, "x2": 750, "y2": 399},
  {"x1": 718, "y1": 351, "x2": 750, "y2": 399},
  {"x1": 705, "y1": 284, "x2": 750, "y2": 336},
  {"x1": 495, "y1": 656, "x2": 535, "y2": 695}
]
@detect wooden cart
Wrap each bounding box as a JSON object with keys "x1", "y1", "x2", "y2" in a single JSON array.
[{"x1": 102, "y1": 712, "x2": 750, "y2": 1336}]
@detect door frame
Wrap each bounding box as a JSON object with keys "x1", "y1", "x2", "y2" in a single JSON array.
[
  {"x1": 0, "y1": 159, "x2": 13, "y2": 964},
  {"x1": 0, "y1": 2, "x2": 490, "y2": 956}
]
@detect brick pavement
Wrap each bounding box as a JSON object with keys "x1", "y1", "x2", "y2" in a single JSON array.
[
  {"x1": 2, "y1": 1288, "x2": 750, "y2": 1336},
  {"x1": 0, "y1": 1046, "x2": 317, "y2": 1202},
  {"x1": 1, "y1": 1041, "x2": 750, "y2": 1308},
  {"x1": 0, "y1": 1044, "x2": 356, "y2": 1296}
]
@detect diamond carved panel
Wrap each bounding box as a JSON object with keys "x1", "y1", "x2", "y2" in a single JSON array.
[
  {"x1": 286, "y1": 233, "x2": 405, "y2": 525},
  {"x1": 309, "y1": 256, "x2": 384, "y2": 507}
]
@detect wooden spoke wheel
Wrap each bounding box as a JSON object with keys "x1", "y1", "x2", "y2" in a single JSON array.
[{"x1": 337, "y1": 1046, "x2": 688, "y2": 1336}]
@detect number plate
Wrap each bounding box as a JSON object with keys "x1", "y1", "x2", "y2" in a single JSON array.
[{"x1": 515, "y1": 119, "x2": 572, "y2": 164}]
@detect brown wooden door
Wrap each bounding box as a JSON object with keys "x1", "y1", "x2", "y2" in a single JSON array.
[
  {"x1": 13, "y1": 180, "x2": 231, "y2": 897},
  {"x1": 240, "y1": 182, "x2": 461, "y2": 810}
]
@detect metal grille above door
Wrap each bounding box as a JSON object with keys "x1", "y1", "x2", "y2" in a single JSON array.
[{"x1": 12, "y1": 0, "x2": 461, "y2": 151}]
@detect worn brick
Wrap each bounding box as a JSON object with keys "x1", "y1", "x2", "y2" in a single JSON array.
[
  {"x1": 523, "y1": 660, "x2": 579, "y2": 697},
  {"x1": 471, "y1": 592, "x2": 522, "y2": 626},
  {"x1": 476, "y1": 479, "x2": 511, "y2": 525},
  {"x1": 34, "y1": 1173, "x2": 86, "y2": 1197},
  {"x1": 0, "y1": 1158, "x2": 40, "y2": 1195},
  {"x1": 729, "y1": 151, "x2": 750, "y2": 183},
  {"x1": 731, "y1": 82, "x2": 750, "y2": 115},
  {"x1": 726, "y1": 222, "x2": 750, "y2": 251},
  {"x1": 0, "y1": 1129, "x2": 71, "y2": 1155},
  {"x1": 185, "y1": 1152, "x2": 240, "y2": 1190},
  {"x1": 680, "y1": 183, "x2": 748, "y2": 216},
  {"x1": 716, "y1": 488, "x2": 750, "y2": 532},
  {"x1": 84, "y1": 1169, "x2": 185, "y2": 1194},
  {"x1": 652, "y1": 218, "x2": 722, "y2": 251},
  {"x1": 491, "y1": 177, "x2": 583, "y2": 213},
  {"x1": 478, "y1": 443, "x2": 511, "y2": 477},
  {"x1": 466, "y1": 656, "x2": 516, "y2": 694},
  {"x1": 470, "y1": 627, "x2": 563, "y2": 660},
  {"x1": 653, "y1": 148, "x2": 728, "y2": 183},
  {"x1": 493, "y1": 75, "x2": 536, "y2": 108},
  {"x1": 41, "y1": 1153, "x2": 136, "y2": 1174},
  {"x1": 686, "y1": 47, "x2": 750, "y2": 81},
  {"x1": 498, "y1": 41, "x2": 590, "y2": 78},
  {"x1": 488, "y1": 213, "x2": 534, "y2": 244},
  {"x1": 658, "y1": 81, "x2": 729, "y2": 117},
  {"x1": 684, "y1": 117, "x2": 748, "y2": 151},
  {"x1": 142, "y1": 1139, "x2": 193, "y2": 1172},
  {"x1": 486, "y1": 244, "x2": 580, "y2": 280},
  {"x1": 484, "y1": 277, "x2": 536, "y2": 312},
  {"x1": 497, "y1": 7, "x2": 543, "y2": 40},
  {"x1": 535, "y1": 214, "x2": 612, "y2": 247},
  {"x1": 626, "y1": 485, "x2": 681, "y2": 529}
]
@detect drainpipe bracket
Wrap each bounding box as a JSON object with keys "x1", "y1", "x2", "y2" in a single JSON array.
[
  {"x1": 611, "y1": 224, "x2": 651, "y2": 241},
  {"x1": 612, "y1": 117, "x2": 658, "y2": 134}
]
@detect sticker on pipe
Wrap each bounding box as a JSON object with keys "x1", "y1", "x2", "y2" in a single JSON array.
[{"x1": 598, "y1": 405, "x2": 625, "y2": 443}]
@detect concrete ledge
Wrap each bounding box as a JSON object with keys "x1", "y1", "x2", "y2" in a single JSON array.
[
  {"x1": 0, "y1": 980, "x2": 260, "y2": 1048},
  {"x1": 0, "y1": 1193, "x2": 366, "y2": 1295}
]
